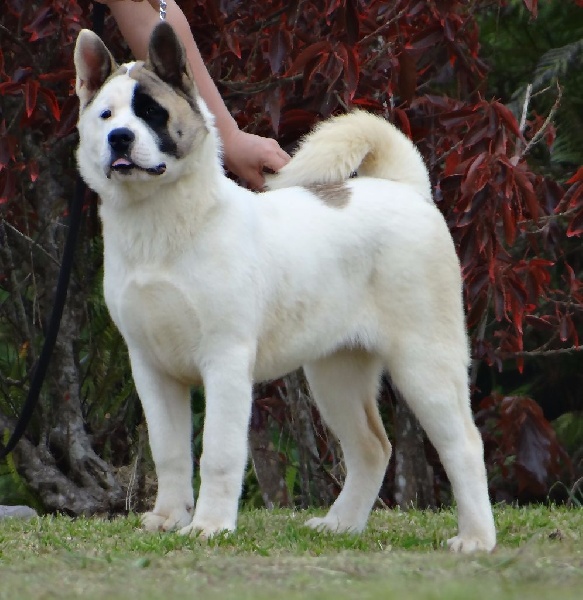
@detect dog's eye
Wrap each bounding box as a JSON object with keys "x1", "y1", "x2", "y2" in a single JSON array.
[
  {"x1": 100, "y1": 109, "x2": 112, "y2": 120},
  {"x1": 133, "y1": 89, "x2": 168, "y2": 127},
  {"x1": 144, "y1": 105, "x2": 165, "y2": 121}
]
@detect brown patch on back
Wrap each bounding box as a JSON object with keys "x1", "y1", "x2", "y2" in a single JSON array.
[{"x1": 305, "y1": 182, "x2": 351, "y2": 209}]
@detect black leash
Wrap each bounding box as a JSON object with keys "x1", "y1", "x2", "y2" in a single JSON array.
[{"x1": 0, "y1": 2, "x2": 106, "y2": 460}]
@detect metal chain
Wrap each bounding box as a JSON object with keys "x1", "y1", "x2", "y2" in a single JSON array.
[{"x1": 159, "y1": 0, "x2": 167, "y2": 21}]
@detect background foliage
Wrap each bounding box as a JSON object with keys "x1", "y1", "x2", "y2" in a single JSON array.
[{"x1": 0, "y1": 0, "x2": 582, "y2": 513}]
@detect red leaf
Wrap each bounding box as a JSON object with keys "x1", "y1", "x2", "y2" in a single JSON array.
[
  {"x1": 444, "y1": 148, "x2": 461, "y2": 176},
  {"x1": 461, "y1": 152, "x2": 487, "y2": 198},
  {"x1": 559, "y1": 314, "x2": 569, "y2": 342},
  {"x1": 493, "y1": 102, "x2": 521, "y2": 137},
  {"x1": 0, "y1": 170, "x2": 15, "y2": 204},
  {"x1": 439, "y1": 107, "x2": 479, "y2": 131},
  {"x1": 514, "y1": 168, "x2": 539, "y2": 219},
  {"x1": 0, "y1": 82, "x2": 23, "y2": 95},
  {"x1": 465, "y1": 122, "x2": 489, "y2": 147},
  {"x1": 516, "y1": 412, "x2": 552, "y2": 493},
  {"x1": 39, "y1": 88, "x2": 60, "y2": 121},
  {"x1": 566, "y1": 208, "x2": 583, "y2": 237},
  {"x1": 39, "y1": 69, "x2": 75, "y2": 84},
  {"x1": 23, "y1": 6, "x2": 57, "y2": 42},
  {"x1": 224, "y1": 31, "x2": 241, "y2": 59},
  {"x1": 24, "y1": 80, "x2": 39, "y2": 118},
  {"x1": 351, "y1": 98, "x2": 384, "y2": 112},
  {"x1": 28, "y1": 160, "x2": 39, "y2": 183},
  {"x1": 501, "y1": 200, "x2": 516, "y2": 246},
  {"x1": 323, "y1": 52, "x2": 344, "y2": 93},
  {"x1": 565, "y1": 183, "x2": 583, "y2": 211},
  {"x1": 465, "y1": 290, "x2": 488, "y2": 328},
  {"x1": 524, "y1": 315, "x2": 554, "y2": 331},
  {"x1": 493, "y1": 283, "x2": 505, "y2": 322},
  {"x1": 0, "y1": 131, "x2": 16, "y2": 169},
  {"x1": 393, "y1": 108, "x2": 411, "y2": 139},
  {"x1": 563, "y1": 263, "x2": 581, "y2": 295},
  {"x1": 466, "y1": 267, "x2": 489, "y2": 300},
  {"x1": 55, "y1": 96, "x2": 79, "y2": 138},
  {"x1": 566, "y1": 165, "x2": 583, "y2": 184},
  {"x1": 443, "y1": 17, "x2": 457, "y2": 43},
  {"x1": 406, "y1": 26, "x2": 443, "y2": 51},
  {"x1": 286, "y1": 41, "x2": 330, "y2": 76},
  {"x1": 303, "y1": 53, "x2": 328, "y2": 96},
  {"x1": 522, "y1": 0, "x2": 538, "y2": 18},
  {"x1": 268, "y1": 27, "x2": 288, "y2": 75},
  {"x1": 12, "y1": 67, "x2": 32, "y2": 84},
  {"x1": 341, "y1": 43, "x2": 359, "y2": 100}
]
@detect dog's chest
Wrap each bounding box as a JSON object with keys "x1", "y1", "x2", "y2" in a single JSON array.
[{"x1": 107, "y1": 271, "x2": 203, "y2": 384}]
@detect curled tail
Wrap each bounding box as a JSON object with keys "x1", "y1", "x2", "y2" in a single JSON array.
[{"x1": 266, "y1": 110, "x2": 432, "y2": 202}]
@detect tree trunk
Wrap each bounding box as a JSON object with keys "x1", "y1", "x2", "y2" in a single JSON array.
[
  {"x1": 282, "y1": 370, "x2": 337, "y2": 507},
  {"x1": 0, "y1": 132, "x2": 125, "y2": 515},
  {"x1": 249, "y1": 384, "x2": 291, "y2": 508},
  {"x1": 392, "y1": 388, "x2": 435, "y2": 509}
]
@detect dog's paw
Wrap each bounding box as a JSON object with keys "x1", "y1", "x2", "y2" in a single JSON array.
[
  {"x1": 178, "y1": 518, "x2": 235, "y2": 539},
  {"x1": 305, "y1": 515, "x2": 361, "y2": 534},
  {"x1": 141, "y1": 508, "x2": 192, "y2": 532},
  {"x1": 447, "y1": 535, "x2": 496, "y2": 554}
]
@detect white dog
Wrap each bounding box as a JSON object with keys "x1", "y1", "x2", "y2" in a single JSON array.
[{"x1": 74, "y1": 22, "x2": 496, "y2": 553}]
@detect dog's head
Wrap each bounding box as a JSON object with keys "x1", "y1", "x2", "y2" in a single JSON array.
[{"x1": 74, "y1": 22, "x2": 211, "y2": 194}]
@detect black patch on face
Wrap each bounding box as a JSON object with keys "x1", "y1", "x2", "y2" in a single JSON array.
[{"x1": 132, "y1": 84, "x2": 178, "y2": 157}]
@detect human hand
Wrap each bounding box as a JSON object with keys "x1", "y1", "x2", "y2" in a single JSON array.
[{"x1": 222, "y1": 129, "x2": 290, "y2": 190}]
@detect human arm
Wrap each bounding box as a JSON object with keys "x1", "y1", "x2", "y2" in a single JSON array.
[{"x1": 95, "y1": 0, "x2": 290, "y2": 188}]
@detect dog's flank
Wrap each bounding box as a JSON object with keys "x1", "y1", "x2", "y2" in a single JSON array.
[{"x1": 74, "y1": 21, "x2": 496, "y2": 553}]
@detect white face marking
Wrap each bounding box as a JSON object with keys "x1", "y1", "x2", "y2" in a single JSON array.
[{"x1": 78, "y1": 74, "x2": 170, "y2": 181}]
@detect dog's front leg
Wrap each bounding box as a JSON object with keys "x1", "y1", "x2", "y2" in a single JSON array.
[
  {"x1": 180, "y1": 348, "x2": 254, "y2": 538},
  {"x1": 129, "y1": 351, "x2": 195, "y2": 532}
]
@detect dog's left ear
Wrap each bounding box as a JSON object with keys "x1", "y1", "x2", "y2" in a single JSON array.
[
  {"x1": 147, "y1": 22, "x2": 196, "y2": 97},
  {"x1": 74, "y1": 29, "x2": 117, "y2": 108}
]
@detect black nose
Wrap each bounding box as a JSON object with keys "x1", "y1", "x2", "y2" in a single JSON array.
[{"x1": 108, "y1": 127, "x2": 135, "y2": 154}]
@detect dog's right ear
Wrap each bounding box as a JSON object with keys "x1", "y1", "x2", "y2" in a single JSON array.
[
  {"x1": 74, "y1": 29, "x2": 117, "y2": 108},
  {"x1": 147, "y1": 22, "x2": 196, "y2": 97}
]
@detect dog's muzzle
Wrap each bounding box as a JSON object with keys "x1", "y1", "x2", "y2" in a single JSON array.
[{"x1": 107, "y1": 127, "x2": 166, "y2": 178}]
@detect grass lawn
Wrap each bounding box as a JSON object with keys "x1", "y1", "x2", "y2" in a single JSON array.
[{"x1": 0, "y1": 505, "x2": 581, "y2": 600}]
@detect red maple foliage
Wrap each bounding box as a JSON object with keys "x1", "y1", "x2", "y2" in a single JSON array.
[{"x1": 1, "y1": 0, "x2": 581, "y2": 502}]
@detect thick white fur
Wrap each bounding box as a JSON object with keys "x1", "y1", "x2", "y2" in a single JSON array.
[
  {"x1": 266, "y1": 110, "x2": 432, "y2": 202},
  {"x1": 75, "y1": 28, "x2": 496, "y2": 553}
]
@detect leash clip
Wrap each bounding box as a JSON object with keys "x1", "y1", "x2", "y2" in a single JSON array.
[{"x1": 159, "y1": 0, "x2": 167, "y2": 21}]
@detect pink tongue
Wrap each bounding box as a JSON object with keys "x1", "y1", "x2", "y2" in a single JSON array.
[{"x1": 112, "y1": 158, "x2": 132, "y2": 167}]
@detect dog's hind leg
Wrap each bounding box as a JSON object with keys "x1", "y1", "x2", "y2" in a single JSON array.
[
  {"x1": 303, "y1": 348, "x2": 391, "y2": 533},
  {"x1": 385, "y1": 342, "x2": 496, "y2": 553},
  {"x1": 129, "y1": 352, "x2": 195, "y2": 532}
]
